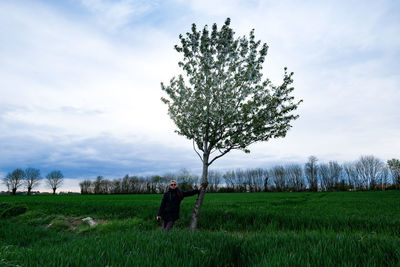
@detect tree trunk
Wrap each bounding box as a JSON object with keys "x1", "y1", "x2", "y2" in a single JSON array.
[
  {"x1": 189, "y1": 153, "x2": 209, "y2": 232},
  {"x1": 12, "y1": 188, "x2": 16, "y2": 195},
  {"x1": 27, "y1": 187, "x2": 31, "y2": 196},
  {"x1": 53, "y1": 188, "x2": 56, "y2": 195}
]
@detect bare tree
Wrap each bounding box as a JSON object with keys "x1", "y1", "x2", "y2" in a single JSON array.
[
  {"x1": 378, "y1": 167, "x2": 389, "y2": 191},
  {"x1": 24, "y1": 168, "x2": 41, "y2": 195},
  {"x1": 4, "y1": 169, "x2": 25, "y2": 195},
  {"x1": 46, "y1": 170, "x2": 64, "y2": 194},
  {"x1": 79, "y1": 180, "x2": 92, "y2": 194},
  {"x1": 329, "y1": 161, "x2": 342, "y2": 190},
  {"x1": 286, "y1": 164, "x2": 305, "y2": 191},
  {"x1": 4, "y1": 177, "x2": 10, "y2": 192},
  {"x1": 245, "y1": 169, "x2": 254, "y2": 192},
  {"x1": 305, "y1": 156, "x2": 318, "y2": 191},
  {"x1": 94, "y1": 176, "x2": 106, "y2": 194},
  {"x1": 158, "y1": 176, "x2": 170, "y2": 193},
  {"x1": 249, "y1": 168, "x2": 267, "y2": 192},
  {"x1": 129, "y1": 176, "x2": 139, "y2": 193},
  {"x1": 355, "y1": 155, "x2": 384, "y2": 190},
  {"x1": 271, "y1": 166, "x2": 286, "y2": 192},
  {"x1": 121, "y1": 175, "x2": 130, "y2": 193},
  {"x1": 150, "y1": 175, "x2": 162, "y2": 193},
  {"x1": 177, "y1": 169, "x2": 197, "y2": 191},
  {"x1": 319, "y1": 161, "x2": 342, "y2": 191},
  {"x1": 111, "y1": 179, "x2": 121, "y2": 194},
  {"x1": 104, "y1": 179, "x2": 111, "y2": 194},
  {"x1": 263, "y1": 169, "x2": 270, "y2": 192},
  {"x1": 223, "y1": 170, "x2": 235, "y2": 191},
  {"x1": 208, "y1": 170, "x2": 221, "y2": 192},
  {"x1": 235, "y1": 169, "x2": 247, "y2": 192},
  {"x1": 387, "y1": 159, "x2": 400, "y2": 189},
  {"x1": 343, "y1": 162, "x2": 359, "y2": 190},
  {"x1": 319, "y1": 163, "x2": 330, "y2": 191}
]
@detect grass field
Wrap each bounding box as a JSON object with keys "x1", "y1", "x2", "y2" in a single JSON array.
[{"x1": 1, "y1": 191, "x2": 399, "y2": 266}]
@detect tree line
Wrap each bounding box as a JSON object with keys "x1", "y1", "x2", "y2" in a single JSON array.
[
  {"x1": 2, "y1": 168, "x2": 64, "y2": 195},
  {"x1": 79, "y1": 155, "x2": 400, "y2": 194}
]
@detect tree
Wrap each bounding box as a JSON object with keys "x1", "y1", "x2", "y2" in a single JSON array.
[
  {"x1": 46, "y1": 170, "x2": 64, "y2": 194},
  {"x1": 150, "y1": 175, "x2": 162, "y2": 193},
  {"x1": 263, "y1": 169, "x2": 270, "y2": 192},
  {"x1": 318, "y1": 163, "x2": 330, "y2": 191},
  {"x1": 305, "y1": 156, "x2": 318, "y2": 191},
  {"x1": 234, "y1": 169, "x2": 247, "y2": 192},
  {"x1": 319, "y1": 161, "x2": 342, "y2": 191},
  {"x1": 223, "y1": 170, "x2": 235, "y2": 191},
  {"x1": 94, "y1": 176, "x2": 106, "y2": 194},
  {"x1": 4, "y1": 177, "x2": 10, "y2": 192},
  {"x1": 328, "y1": 161, "x2": 342, "y2": 190},
  {"x1": 3, "y1": 169, "x2": 25, "y2": 195},
  {"x1": 246, "y1": 168, "x2": 267, "y2": 192},
  {"x1": 387, "y1": 159, "x2": 400, "y2": 189},
  {"x1": 355, "y1": 155, "x2": 383, "y2": 190},
  {"x1": 79, "y1": 179, "x2": 92, "y2": 194},
  {"x1": 207, "y1": 170, "x2": 222, "y2": 192},
  {"x1": 271, "y1": 166, "x2": 286, "y2": 191},
  {"x1": 285, "y1": 164, "x2": 305, "y2": 191},
  {"x1": 111, "y1": 179, "x2": 121, "y2": 194},
  {"x1": 121, "y1": 175, "x2": 130, "y2": 193},
  {"x1": 161, "y1": 18, "x2": 301, "y2": 231},
  {"x1": 378, "y1": 167, "x2": 389, "y2": 191},
  {"x1": 176, "y1": 169, "x2": 197, "y2": 191},
  {"x1": 343, "y1": 162, "x2": 359, "y2": 190},
  {"x1": 24, "y1": 168, "x2": 41, "y2": 195}
]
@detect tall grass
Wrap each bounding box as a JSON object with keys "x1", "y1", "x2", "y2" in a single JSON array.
[
  {"x1": 2, "y1": 191, "x2": 399, "y2": 233},
  {"x1": 1, "y1": 224, "x2": 399, "y2": 266},
  {"x1": 1, "y1": 191, "x2": 399, "y2": 266}
]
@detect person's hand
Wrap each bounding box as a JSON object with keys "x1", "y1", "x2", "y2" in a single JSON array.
[{"x1": 156, "y1": 216, "x2": 161, "y2": 220}]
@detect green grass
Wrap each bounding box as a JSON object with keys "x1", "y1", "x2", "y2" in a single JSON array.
[{"x1": 1, "y1": 191, "x2": 399, "y2": 266}]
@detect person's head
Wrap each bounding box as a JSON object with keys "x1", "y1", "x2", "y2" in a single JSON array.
[{"x1": 169, "y1": 180, "x2": 178, "y2": 189}]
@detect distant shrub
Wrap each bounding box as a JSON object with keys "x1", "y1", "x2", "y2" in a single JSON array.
[
  {"x1": 0, "y1": 204, "x2": 28, "y2": 218},
  {"x1": 217, "y1": 187, "x2": 236, "y2": 193},
  {"x1": 385, "y1": 184, "x2": 397, "y2": 190}
]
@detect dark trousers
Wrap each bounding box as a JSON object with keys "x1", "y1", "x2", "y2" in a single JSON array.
[{"x1": 162, "y1": 220, "x2": 175, "y2": 231}]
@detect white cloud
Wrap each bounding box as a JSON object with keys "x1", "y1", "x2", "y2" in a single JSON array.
[
  {"x1": 80, "y1": 0, "x2": 158, "y2": 29},
  {"x1": 0, "y1": 0, "x2": 399, "y2": 179},
  {"x1": 0, "y1": 1, "x2": 184, "y2": 143}
]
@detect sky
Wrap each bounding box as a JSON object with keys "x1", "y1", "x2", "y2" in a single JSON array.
[{"x1": 1, "y1": 0, "x2": 399, "y2": 192}]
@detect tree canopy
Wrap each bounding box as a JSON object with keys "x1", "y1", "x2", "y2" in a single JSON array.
[{"x1": 161, "y1": 18, "x2": 302, "y2": 167}]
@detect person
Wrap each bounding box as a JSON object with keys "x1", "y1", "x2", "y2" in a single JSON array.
[{"x1": 156, "y1": 180, "x2": 201, "y2": 231}]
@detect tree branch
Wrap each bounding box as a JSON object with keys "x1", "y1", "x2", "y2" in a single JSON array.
[
  {"x1": 193, "y1": 140, "x2": 203, "y2": 162},
  {"x1": 208, "y1": 147, "x2": 234, "y2": 166}
]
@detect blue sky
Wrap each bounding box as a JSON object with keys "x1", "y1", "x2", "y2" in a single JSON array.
[{"x1": 1, "y1": 0, "x2": 399, "y2": 191}]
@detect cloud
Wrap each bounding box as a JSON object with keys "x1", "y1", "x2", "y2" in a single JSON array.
[
  {"x1": 80, "y1": 0, "x2": 159, "y2": 29},
  {"x1": 0, "y1": 0, "x2": 399, "y2": 184},
  {"x1": 0, "y1": 0, "x2": 181, "y2": 139},
  {"x1": 0, "y1": 133, "x2": 198, "y2": 178}
]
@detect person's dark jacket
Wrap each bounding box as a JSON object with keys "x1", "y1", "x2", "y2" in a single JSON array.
[{"x1": 158, "y1": 187, "x2": 199, "y2": 221}]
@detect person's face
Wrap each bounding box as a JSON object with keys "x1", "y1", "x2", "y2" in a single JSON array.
[{"x1": 169, "y1": 181, "x2": 177, "y2": 189}]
